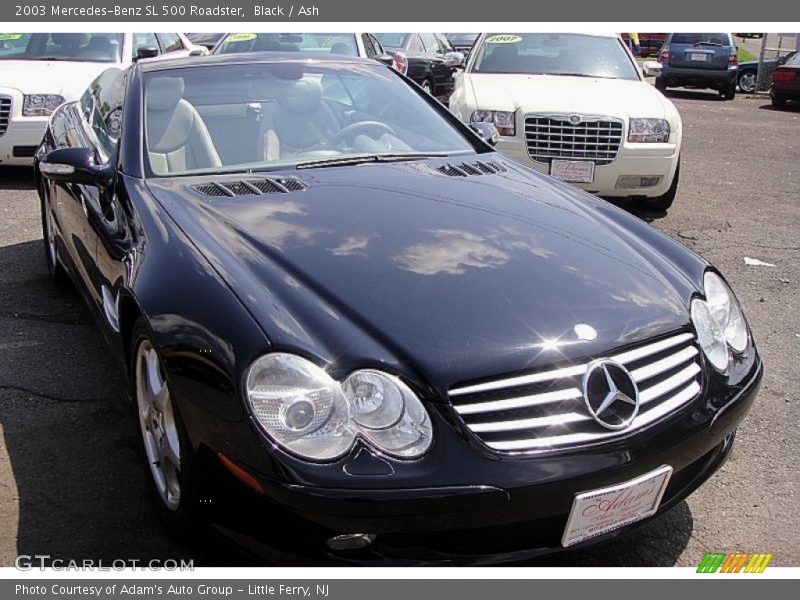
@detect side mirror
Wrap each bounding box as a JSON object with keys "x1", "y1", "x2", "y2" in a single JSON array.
[
  {"x1": 469, "y1": 122, "x2": 499, "y2": 146},
  {"x1": 374, "y1": 53, "x2": 395, "y2": 68},
  {"x1": 642, "y1": 60, "x2": 663, "y2": 77},
  {"x1": 189, "y1": 47, "x2": 207, "y2": 57},
  {"x1": 135, "y1": 46, "x2": 160, "y2": 61},
  {"x1": 443, "y1": 51, "x2": 465, "y2": 68},
  {"x1": 40, "y1": 148, "x2": 113, "y2": 187}
]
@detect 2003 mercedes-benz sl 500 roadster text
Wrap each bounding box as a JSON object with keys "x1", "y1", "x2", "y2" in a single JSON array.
[{"x1": 35, "y1": 53, "x2": 761, "y2": 564}]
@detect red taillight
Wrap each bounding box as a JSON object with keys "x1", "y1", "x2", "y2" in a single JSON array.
[
  {"x1": 659, "y1": 45, "x2": 670, "y2": 64},
  {"x1": 773, "y1": 70, "x2": 796, "y2": 82},
  {"x1": 393, "y1": 51, "x2": 408, "y2": 75},
  {"x1": 728, "y1": 48, "x2": 738, "y2": 67}
]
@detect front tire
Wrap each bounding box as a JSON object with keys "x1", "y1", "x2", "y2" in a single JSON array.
[
  {"x1": 39, "y1": 182, "x2": 69, "y2": 286},
  {"x1": 131, "y1": 319, "x2": 202, "y2": 536},
  {"x1": 647, "y1": 160, "x2": 680, "y2": 212}
]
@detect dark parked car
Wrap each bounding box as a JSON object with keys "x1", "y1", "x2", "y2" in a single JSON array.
[
  {"x1": 737, "y1": 51, "x2": 797, "y2": 93},
  {"x1": 446, "y1": 33, "x2": 479, "y2": 55},
  {"x1": 656, "y1": 32, "x2": 739, "y2": 100},
  {"x1": 771, "y1": 51, "x2": 800, "y2": 107},
  {"x1": 375, "y1": 32, "x2": 463, "y2": 99},
  {"x1": 35, "y1": 53, "x2": 761, "y2": 565}
]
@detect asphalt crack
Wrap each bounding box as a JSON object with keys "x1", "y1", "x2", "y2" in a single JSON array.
[{"x1": 0, "y1": 384, "x2": 113, "y2": 405}]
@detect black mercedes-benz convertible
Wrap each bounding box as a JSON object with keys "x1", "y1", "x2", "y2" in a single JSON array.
[{"x1": 34, "y1": 53, "x2": 761, "y2": 564}]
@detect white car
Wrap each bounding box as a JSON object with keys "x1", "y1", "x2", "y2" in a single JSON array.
[
  {"x1": 449, "y1": 32, "x2": 683, "y2": 210},
  {"x1": 0, "y1": 32, "x2": 206, "y2": 166}
]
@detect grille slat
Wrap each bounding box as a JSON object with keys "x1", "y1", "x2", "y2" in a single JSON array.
[
  {"x1": 524, "y1": 114, "x2": 624, "y2": 166},
  {"x1": 0, "y1": 96, "x2": 11, "y2": 137},
  {"x1": 450, "y1": 332, "x2": 702, "y2": 453}
]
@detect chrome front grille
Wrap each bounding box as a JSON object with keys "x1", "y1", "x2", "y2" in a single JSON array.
[
  {"x1": 450, "y1": 332, "x2": 702, "y2": 453},
  {"x1": 524, "y1": 114, "x2": 624, "y2": 166},
  {"x1": 0, "y1": 96, "x2": 11, "y2": 137}
]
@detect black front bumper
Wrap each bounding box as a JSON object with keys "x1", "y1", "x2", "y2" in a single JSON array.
[{"x1": 209, "y1": 360, "x2": 762, "y2": 565}]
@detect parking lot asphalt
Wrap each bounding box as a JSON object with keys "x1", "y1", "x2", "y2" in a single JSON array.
[{"x1": 0, "y1": 92, "x2": 798, "y2": 568}]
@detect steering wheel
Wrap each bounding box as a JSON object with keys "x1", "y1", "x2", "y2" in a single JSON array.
[{"x1": 331, "y1": 121, "x2": 396, "y2": 147}]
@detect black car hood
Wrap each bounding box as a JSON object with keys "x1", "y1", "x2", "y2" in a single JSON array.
[{"x1": 147, "y1": 156, "x2": 704, "y2": 394}]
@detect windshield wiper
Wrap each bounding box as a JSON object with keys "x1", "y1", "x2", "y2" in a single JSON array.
[
  {"x1": 693, "y1": 41, "x2": 723, "y2": 47},
  {"x1": 295, "y1": 153, "x2": 450, "y2": 170}
]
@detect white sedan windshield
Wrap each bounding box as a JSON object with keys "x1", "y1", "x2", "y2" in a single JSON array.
[{"x1": 471, "y1": 33, "x2": 640, "y2": 81}]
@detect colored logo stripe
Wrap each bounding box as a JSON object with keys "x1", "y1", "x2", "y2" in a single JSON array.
[{"x1": 697, "y1": 552, "x2": 773, "y2": 573}]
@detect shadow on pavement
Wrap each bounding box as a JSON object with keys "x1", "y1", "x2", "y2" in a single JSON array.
[
  {"x1": 0, "y1": 239, "x2": 246, "y2": 567},
  {"x1": 0, "y1": 167, "x2": 37, "y2": 191}
]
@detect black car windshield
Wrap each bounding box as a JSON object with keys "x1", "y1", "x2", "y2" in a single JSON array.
[
  {"x1": 0, "y1": 32, "x2": 123, "y2": 62},
  {"x1": 471, "y1": 33, "x2": 640, "y2": 81},
  {"x1": 143, "y1": 62, "x2": 475, "y2": 176},
  {"x1": 670, "y1": 33, "x2": 730, "y2": 45},
  {"x1": 214, "y1": 33, "x2": 359, "y2": 56}
]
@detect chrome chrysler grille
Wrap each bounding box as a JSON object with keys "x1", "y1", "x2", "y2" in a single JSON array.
[
  {"x1": 450, "y1": 332, "x2": 702, "y2": 453},
  {"x1": 0, "y1": 96, "x2": 11, "y2": 137},
  {"x1": 524, "y1": 114, "x2": 624, "y2": 166}
]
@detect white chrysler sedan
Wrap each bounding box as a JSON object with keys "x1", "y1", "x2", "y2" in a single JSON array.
[
  {"x1": 449, "y1": 33, "x2": 682, "y2": 210},
  {"x1": 0, "y1": 32, "x2": 204, "y2": 166}
]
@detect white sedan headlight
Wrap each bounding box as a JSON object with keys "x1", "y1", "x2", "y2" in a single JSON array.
[
  {"x1": 23, "y1": 94, "x2": 65, "y2": 117},
  {"x1": 246, "y1": 354, "x2": 432, "y2": 461},
  {"x1": 691, "y1": 272, "x2": 749, "y2": 372},
  {"x1": 628, "y1": 118, "x2": 670, "y2": 143},
  {"x1": 471, "y1": 110, "x2": 515, "y2": 136}
]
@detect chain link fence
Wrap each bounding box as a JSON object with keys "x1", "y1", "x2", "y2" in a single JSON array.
[{"x1": 738, "y1": 33, "x2": 800, "y2": 94}]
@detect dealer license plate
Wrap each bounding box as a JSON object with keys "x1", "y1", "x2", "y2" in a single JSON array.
[
  {"x1": 561, "y1": 465, "x2": 673, "y2": 547},
  {"x1": 690, "y1": 52, "x2": 709, "y2": 61},
  {"x1": 551, "y1": 159, "x2": 595, "y2": 183}
]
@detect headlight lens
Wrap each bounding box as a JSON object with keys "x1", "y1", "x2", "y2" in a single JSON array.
[
  {"x1": 343, "y1": 370, "x2": 432, "y2": 458},
  {"x1": 690, "y1": 272, "x2": 749, "y2": 372},
  {"x1": 246, "y1": 355, "x2": 432, "y2": 461},
  {"x1": 628, "y1": 118, "x2": 670, "y2": 143},
  {"x1": 471, "y1": 110, "x2": 515, "y2": 136},
  {"x1": 23, "y1": 94, "x2": 65, "y2": 117}
]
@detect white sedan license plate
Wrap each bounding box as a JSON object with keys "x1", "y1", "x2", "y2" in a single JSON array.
[
  {"x1": 561, "y1": 465, "x2": 673, "y2": 547},
  {"x1": 551, "y1": 159, "x2": 595, "y2": 183},
  {"x1": 690, "y1": 52, "x2": 709, "y2": 61}
]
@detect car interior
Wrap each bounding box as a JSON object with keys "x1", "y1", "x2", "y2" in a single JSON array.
[{"x1": 143, "y1": 64, "x2": 473, "y2": 175}]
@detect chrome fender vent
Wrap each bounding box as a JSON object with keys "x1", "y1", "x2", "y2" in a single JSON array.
[
  {"x1": 192, "y1": 177, "x2": 308, "y2": 197},
  {"x1": 437, "y1": 161, "x2": 508, "y2": 177}
]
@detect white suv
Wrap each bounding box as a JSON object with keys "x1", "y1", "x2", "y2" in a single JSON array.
[
  {"x1": 0, "y1": 32, "x2": 205, "y2": 166},
  {"x1": 449, "y1": 33, "x2": 682, "y2": 210}
]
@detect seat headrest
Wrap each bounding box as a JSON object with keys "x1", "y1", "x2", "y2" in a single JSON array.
[
  {"x1": 146, "y1": 77, "x2": 185, "y2": 112},
  {"x1": 330, "y1": 42, "x2": 355, "y2": 56},
  {"x1": 276, "y1": 78, "x2": 323, "y2": 115}
]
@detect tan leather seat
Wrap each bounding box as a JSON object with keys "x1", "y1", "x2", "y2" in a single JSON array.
[
  {"x1": 259, "y1": 78, "x2": 340, "y2": 161},
  {"x1": 145, "y1": 77, "x2": 222, "y2": 174}
]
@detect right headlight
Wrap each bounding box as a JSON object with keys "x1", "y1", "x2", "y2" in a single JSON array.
[
  {"x1": 690, "y1": 271, "x2": 749, "y2": 372},
  {"x1": 246, "y1": 354, "x2": 432, "y2": 461},
  {"x1": 471, "y1": 110, "x2": 515, "y2": 136}
]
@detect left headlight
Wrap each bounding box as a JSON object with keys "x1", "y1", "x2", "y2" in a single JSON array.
[
  {"x1": 628, "y1": 118, "x2": 670, "y2": 143},
  {"x1": 691, "y1": 272, "x2": 749, "y2": 372},
  {"x1": 23, "y1": 94, "x2": 65, "y2": 117},
  {"x1": 471, "y1": 110, "x2": 515, "y2": 136},
  {"x1": 246, "y1": 354, "x2": 432, "y2": 461}
]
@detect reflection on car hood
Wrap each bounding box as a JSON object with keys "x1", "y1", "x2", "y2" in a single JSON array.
[
  {"x1": 466, "y1": 73, "x2": 671, "y2": 119},
  {"x1": 148, "y1": 156, "x2": 703, "y2": 392}
]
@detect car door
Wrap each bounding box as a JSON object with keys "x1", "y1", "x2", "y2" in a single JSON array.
[{"x1": 77, "y1": 68, "x2": 130, "y2": 335}]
